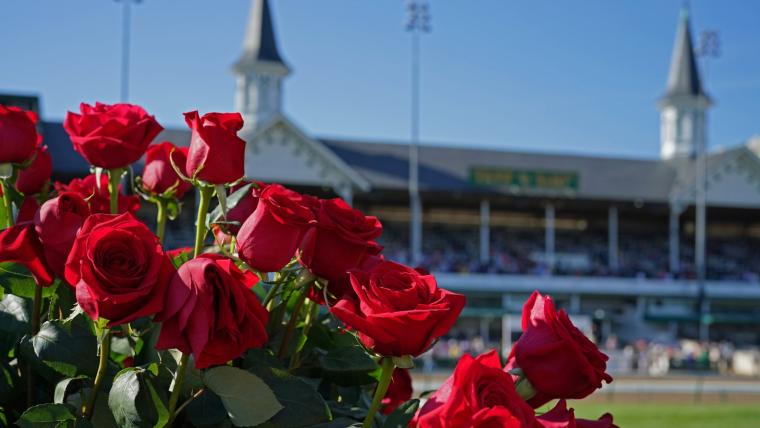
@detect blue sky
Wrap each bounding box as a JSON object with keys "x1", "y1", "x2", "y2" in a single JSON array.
[{"x1": 2, "y1": 0, "x2": 759, "y2": 159}]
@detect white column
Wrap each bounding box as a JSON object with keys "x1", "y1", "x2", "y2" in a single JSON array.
[
  {"x1": 501, "y1": 294, "x2": 513, "y2": 359},
  {"x1": 669, "y1": 205, "x2": 680, "y2": 275},
  {"x1": 479, "y1": 199, "x2": 490, "y2": 265},
  {"x1": 545, "y1": 204, "x2": 555, "y2": 273},
  {"x1": 608, "y1": 206, "x2": 619, "y2": 272}
]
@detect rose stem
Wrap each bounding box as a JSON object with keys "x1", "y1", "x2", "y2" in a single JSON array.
[
  {"x1": 25, "y1": 276, "x2": 44, "y2": 407},
  {"x1": 289, "y1": 299, "x2": 318, "y2": 369},
  {"x1": 107, "y1": 168, "x2": 124, "y2": 215},
  {"x1": 83, "y1": 329, "x2": 111, "y2": 419},
  {"x1": 0, "y1": 179, "x2": 14, "y2": 228},
  {"x1": 167, "y1": 184, "x2": 214, "y2": 425},
  {"x1": 277, "y1": 289, "x2": 307, "y2": 359},
  {"x1": 155, "y1": 198, "x2": 168, "y2": 244},
  {"x1": 362, "y1": 357, "x2": 395, "y2": 428}
]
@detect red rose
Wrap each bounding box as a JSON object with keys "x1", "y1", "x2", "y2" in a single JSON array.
[
  {"x1": 155, "y1": 254, "x2": 269, "y2": 369},
  {"x1": 311, "y1": 253, "x2": 384, "y2": 305},
  {"x1": 381, "y1": 368, "x2": 413, "y2": 415},
  {"x1": 184, "y1": 111, "x2": 246, "y2": 184},
  {"x1": 0, "y1": 223, "x2": 54, "y2": 286},
  {"x1": 236, "y1": 184, "x2": 315, "y2": 272},
  {"x1": 536, "y1": 401, "x2": 618, "y2": 428},
  {"x1": 141, "y1": 141, "x2": 192, "y2": 198},
  {"x1": 506, "y1": 291, "x2": 612, "y2": 408},
  {"x1": 0, "y1": 105, "x2": 39, "y2": 163},
  {"x1": 63, "y1": 102, "x2": 163, "y2": 169},
  {"x1": 17, "y1": 196, "x2": 39, "y2": 224},
  {"x1": 55, "y1": 174, "x2": 140, "y2": 214},
  {"x1": 299, "y1": 198, "x2": 382, "y2": 282},
  {"x1": 577, "y1": 414, "x2": 617, "y2": 428},
  {"x1": 415, "y1": 351, "x2": 538, "y2": 428},
  {"x1": 16, "y1": 146, "x2": 52, "y2": 195},
  {"x1": 330, "y1": 260, "x2": 465, "y2": 357},
  {"x1": 213, "y1": 181, "x2": 261, "y2": 245},
  {"x1": 34, "y1": 192, "x2": 90, "y2": 278},
  {"x1": 64, "y1": 212, "x2": 175, "y2": 326},
  {"x1": 536, "y1": 400, "x2": 575, "y2": 428}
]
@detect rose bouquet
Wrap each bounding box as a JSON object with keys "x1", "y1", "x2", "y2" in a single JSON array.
[{"x1": 0, "y1": 102, "x2": 616, "y2": 427}]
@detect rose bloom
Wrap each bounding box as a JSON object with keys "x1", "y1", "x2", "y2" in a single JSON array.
[
  {"x1": 415, "y1": 351, "x2": 538, "y2": 428},
  {"x1": 213, "y1": 181, "x2": 261, "y2": 246},
  {"x1": 535, "y1": 400, "x2": 618, "y2": 428},
  {"x1": 64, "y1": 102, "x2": 163, "y2": 169},
  {"x1": 330, "y1": 260, "x2": 465, "y2": 357},
  {"x1": 64, "y1": 212, "x2": 175, "y2": 326},
  {"x1": 299, "y1": 197, "x2": 383, "y2": 283},
  {"x1": 155, "y1": 254, "x2": 269, "y2": 369},
  {"x1": 236, "y1": 184, "x2": 315, "y2": 272},
  {"x1": 184, "y1": 111, "x2": 246, "y2": 184},
  {"x1": 34, "y1": 192, "x2": 90, "y2": 278},
  {"x1": 16, "y1": 146, "x2": 52, "y2": 195},
  {"x1": 381, "y1": 368, "x2": 413, "y2": 415},
  {"x1": 55, "y1": 174, "x2": 140, "y2": 214},
  {"x1": 0, "y1": 104, "x2": 39, "y2": 164},
  {"x1": 17, "y1": 197, "x2": 39, "y2": 224},
  {"x1": 0, "y1": 223, "x2": 54, "y2": 286},
  {"x1": 141, "y1": 141, "x2": 192, "y2": 198},
  {"x1": 506, "y1": 291, "x2": 613, "y2": 408}
]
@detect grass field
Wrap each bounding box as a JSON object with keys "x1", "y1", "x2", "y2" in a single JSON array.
[{"x1": 564, "y1": 401, "x2": 760, "y2": 428}]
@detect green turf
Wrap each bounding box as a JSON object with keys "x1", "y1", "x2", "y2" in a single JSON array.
[{"x1": 563, "y1": 401, "x2": 760, "y2": 428}]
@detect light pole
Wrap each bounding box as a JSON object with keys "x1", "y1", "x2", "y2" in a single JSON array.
[
  {"x1": 406, "y1": 0, "x2": 430, "y2": 266},
  {"x1": 116, "y1": 0, "x2": 141, "y2": 102},
  {"x1": 695, "y1": 29, "x2": 719, "y2": 343}
]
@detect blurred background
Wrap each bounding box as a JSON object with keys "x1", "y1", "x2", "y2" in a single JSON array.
[{"x1": 2, "y1": 1, "x2": 760, "y2": 425}]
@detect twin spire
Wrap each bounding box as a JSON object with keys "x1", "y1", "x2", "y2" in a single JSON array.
[
  {"x1": 233, "y1": 0, "x2": 288, "y2": 73},
  {"x1": 662, "y1": 7, "x2": 708, "y2": 102}
]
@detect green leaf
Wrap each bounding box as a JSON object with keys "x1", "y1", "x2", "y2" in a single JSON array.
[
  {"x1": 310, "y1": 419, "x2": 362, "y2": 428},
  {"x1": 206, "y1": 182, "x2": 253, "y2": 228},
  {"x1": 108, "y1": 367, "x2": 166, "y2": 428},
  {"x1": 247, "y1": 365, "x2": 331, "y2": 427},
  {"x1": 202, "y1": 366, "x2": 283, "y2": 427},
  {"x1": 0, "y1": 293, "x2": 30, "y2": 351},
  {"x1": 16, "y1": 403, "x2": 76, "y2": 428},
  {"x1": 32, "y1": 317, "x2": 99, "y2": 378},
  {"x1": 320, "y1": 346, "x2": 380, "y2": 386},
  {"x1": 185, "y1": 390, "x2": 229, "y2": 427},
  {"x1": 0, "y1": 262, "x2": 59, "y2": 298},
  {"x1": 382, "y1": 399, "x2": 419, "y2": 428},
  {"x1": 0, "y1": 360, "x2": 19, "y2": 404},
  {"x1": 54, "y1": 376, "x2": 89, "y2": 404}
]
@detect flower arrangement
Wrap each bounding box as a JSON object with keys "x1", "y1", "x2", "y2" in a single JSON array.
[{"x1": 0, "y1": 102, "x2": 616, "y2": 427}]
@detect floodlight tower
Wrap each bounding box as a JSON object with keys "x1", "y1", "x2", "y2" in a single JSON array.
[
  {"x1": 406, "y1": 0, "x2": 431, "y2": 266},
  {"x1": 116, "y1": 0, "x2": 142, "y2": 102}
]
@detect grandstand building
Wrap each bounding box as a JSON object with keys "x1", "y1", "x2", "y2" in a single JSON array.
[{"x1": 16, "y1": 0, "x2": 760, "y2": 350}]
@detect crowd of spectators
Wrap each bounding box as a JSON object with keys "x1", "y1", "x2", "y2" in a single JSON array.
[{"x1": 378, "y1": 223, "x2": 760, "y2": 282}]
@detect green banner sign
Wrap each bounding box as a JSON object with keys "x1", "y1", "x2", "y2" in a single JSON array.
[{"x1": 469, "y1": 167, "x2": 579, "y2": 191}]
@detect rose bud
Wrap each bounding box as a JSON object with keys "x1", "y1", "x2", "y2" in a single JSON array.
[
  {"x1": 184, "y1": 111, "x2": 246, "y2": 184},
  {"x1": 381, "y1": 368, "x2": 413, "y2": 415},
  {"x1": 0, "y1": 104, "x2": 39, "y2": 164},
  {"x1": 34, "y1": 192, "x2": 90, "y2": 278},
  {"x1": 506, "y1": 291, "x2": 613, "y2": 408},
  {"x1": 16, "y1": 146, "x2": 52, "y2": 195},
  {"x1": 0, "y1": 223, "x2": 54, "y2": 286},
  {"x1": 236, "y1": 184, "x2": 315, "y2": 272},
  {"x1": 63, "y1": 102, "x2": 163, "y2": 169},
  {"x1": 415, "y1": 350, "x2": 538, "y2": 428},
  {"x1": 299, "y1": 198, "x2": 383, "y2": 283},
  {"x1": 16, "y1": 196, "x2": 39, "y2": 224},
  {"x1": 64, "y1": 212, "x2": 175, "y2": 326},
  {"x1": 55, "y1": 174, "x2": 140, "y2": 214},
  {"x1": 330, "y1": 260, "x2": 465, "y2": 357},
  {"x1": 141, "y1": 141, "x2": 192, "y2": 198},
  {"x1": 155, "y1": 254, "x2": 269, "y2": 369},
  {"x1": 213, "y1": 180, "x2": 261, "y2": 246}
]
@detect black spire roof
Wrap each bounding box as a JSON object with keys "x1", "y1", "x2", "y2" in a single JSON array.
[
  {"x1": 663, "y1": 9, "x2": 705, "y2": 100},
  {"x1": 234, "y1": 0, "x2": 287, "y2": 71}
]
